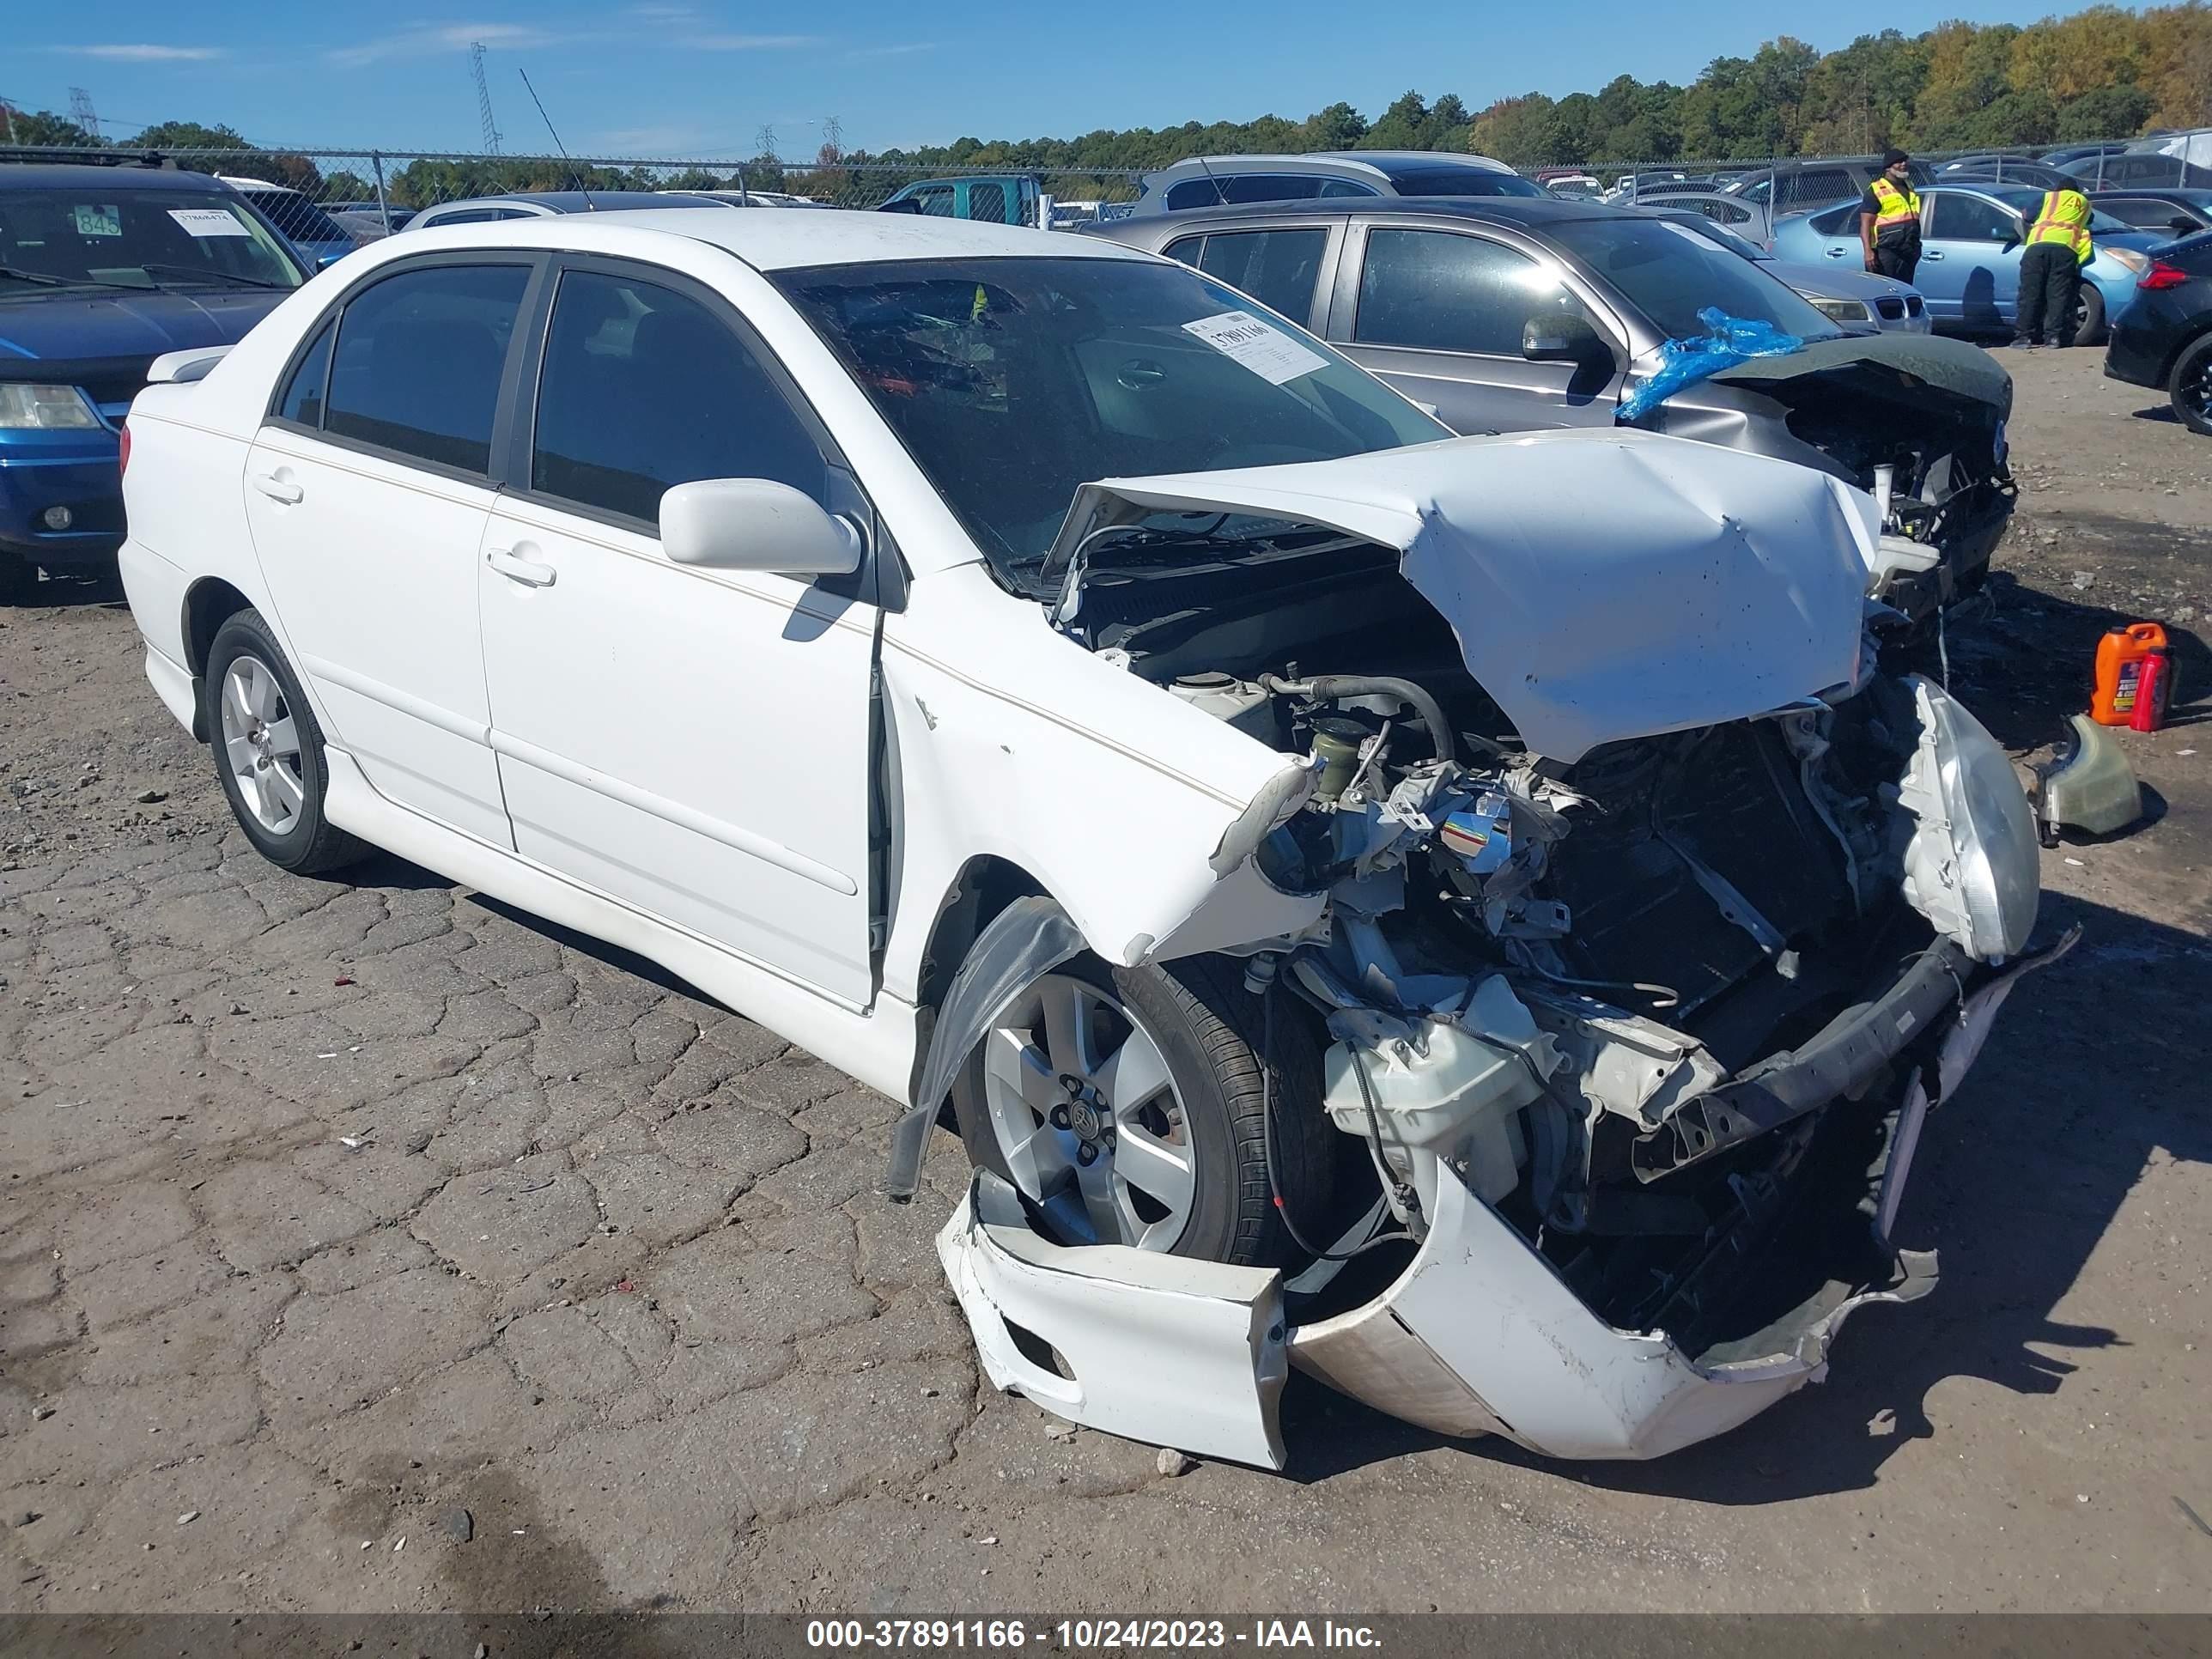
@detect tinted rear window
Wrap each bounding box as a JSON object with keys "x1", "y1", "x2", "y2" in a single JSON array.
[
  {"x1": 323, "y1": 264, "x2": 530, "y2": 473},
  {"x1": 1382, "y1": 168, "x2": 1548, "y2": 198}
]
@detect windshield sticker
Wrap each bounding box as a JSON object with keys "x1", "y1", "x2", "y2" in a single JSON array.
[
  {"x1": 168, "y1": 208, "x2": 253, "y2": 239},
  {"x1": 73, "y1": 204, "x2": 124, "y2": 238},
  {"x1": 1181, "y1": 311, "x2": 1328, "y2": 385}
]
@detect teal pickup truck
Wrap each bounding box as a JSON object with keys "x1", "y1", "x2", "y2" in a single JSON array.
[{"x1": 878, "y1": 175, "x2": 1040, "y2": 225}]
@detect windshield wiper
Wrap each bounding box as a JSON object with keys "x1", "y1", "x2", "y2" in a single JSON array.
[
  {"x1": 0, "y1": 264, "x2": 135, "y2": 290},
  {"x1": 137, "y1": 263, "x2": 293, "y2": 291}
]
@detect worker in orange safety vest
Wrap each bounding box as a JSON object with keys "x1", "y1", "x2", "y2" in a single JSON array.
[{"x1": 2012, "y1": 182, "x2": 2095, "y2": 349}]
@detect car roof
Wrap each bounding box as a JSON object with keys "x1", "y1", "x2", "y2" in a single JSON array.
[
  {"x1": 473, "y1": 190, "x2": 725, "y2": 212},
  {"x1": 2092, "y1": 185, "x2": 2212, "y2": 202},
  {"x1": 0, "y1": 162, "x2": 230, "y2": 191},
  {"x1": 1093, "y1": 196, "x2": 1637, "y2": 235},
  {"x1": 404, "y1": 206, "x2": 1154, "y2": 271},
  {"x1": 1155, "y1": 151, "x2": 1513, "y2": 181}
]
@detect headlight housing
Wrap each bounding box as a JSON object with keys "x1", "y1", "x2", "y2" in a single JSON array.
[
  {"x1": 0, "y1": 383, "x2": 100, "y2": 429},
  {"x1": 1895, "y1": 678, "x2": 2040, "y2": 961},
  {"x1": 1811, "y1": 295, "x2": 1874, "y2": 325}
]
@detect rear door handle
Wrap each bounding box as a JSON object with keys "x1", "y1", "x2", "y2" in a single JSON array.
[
  {"x1": 1922, "y1": 250, "x2": 1944, "y2": 261},
  {"x1": 250, "y1": 473, "x2": 303, "y2": 504},
  {"x1": 1825, "y1": 246, "x2": 1848, "y2": 258},
  {"x1": 486, "y1": 546, "x2": 557, "y2": 587}
]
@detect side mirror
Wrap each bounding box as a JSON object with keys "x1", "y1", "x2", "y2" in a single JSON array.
[
  {"x1": 659, "y1": 479, "x2": 864, "y2": 576},
  {"x1": 1523, "y1": 313, "x2": 1607, "y2": 364},
  {"x1": 2175, "y1": 216, "x2": 2201, "y2": 234}
]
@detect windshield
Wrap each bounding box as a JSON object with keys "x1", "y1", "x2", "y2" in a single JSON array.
[
  {"x1": 1547, "y1": 216, "x2": 1839, "y2": 342},
  {"x1": 775, "y1": 256, "x2": 1448, "y2": 580},
  {"x1": 234, "y1": 187, "x2": 354, "y2": 245},
  {"x1": 1662, "y1": 216, "x2": 1771, "y2": 262},
  {"x1": 0, "y1": 186, "x2": 305, "y2": 292}
]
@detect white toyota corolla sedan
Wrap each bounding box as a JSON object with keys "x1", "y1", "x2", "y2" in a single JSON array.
[{"x1": 118, "y1": 209, "x2": 2068, "y2": 1469}]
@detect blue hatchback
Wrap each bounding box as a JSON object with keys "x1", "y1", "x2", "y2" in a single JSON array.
[
  {"x1": 1771, "y1": 184, "x2": 2163, "y2": 345},
  {"x1": 0, "y1": 161, "x2": 307, "y2": 599}
]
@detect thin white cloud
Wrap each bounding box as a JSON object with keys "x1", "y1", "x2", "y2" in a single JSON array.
[
  {"x1": 849, "y1": 41, "x2": 939, "y2": 58},
  {"x1": 624, "y1": 3, "x2": 695, "y2": 16},
  {"x1": 686, "y1": 33, "x2": 822, "y2": 50},
  {"x1": 325, "y1": 22, "x2": 587, "y2": 67},
  {"x1": 51, "y1": 44, "x2": 229, "y2": 61}
]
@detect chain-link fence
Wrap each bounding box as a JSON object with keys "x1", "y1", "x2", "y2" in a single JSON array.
[{"x1": 0, "y1": 137, "x2": 2191, "y2": 252}]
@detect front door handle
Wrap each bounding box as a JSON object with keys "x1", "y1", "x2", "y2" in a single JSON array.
[
  {"x1": 1825, "y1": 246, "x2": 1848, "y2": 258},
  {"x1": 1922, "y1": 250, "x2": 1944, "y2": 261},
  {"x1": 486, "y1": 547, "x2": 557, "y2": 588},
  {"x1": 250, "y1": 472, "x2": 303, "y2": 505}
]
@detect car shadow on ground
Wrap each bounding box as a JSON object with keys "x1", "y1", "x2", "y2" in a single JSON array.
[{"x1": 1277, "y1": 885, "x2": 2209, "y2": 1501}]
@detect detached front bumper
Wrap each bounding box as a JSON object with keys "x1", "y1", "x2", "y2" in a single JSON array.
[{"x1": 936, "y1": 930, "x2": 2075, "y2": 1468}]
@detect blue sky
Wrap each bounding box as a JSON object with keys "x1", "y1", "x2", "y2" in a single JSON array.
[{"x1": 8, "y1": 1, "x2": 2067, "y2": 159}]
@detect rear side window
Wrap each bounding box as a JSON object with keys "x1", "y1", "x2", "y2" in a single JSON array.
[
  {"x1": 322, "y1": 264, "x2": 530, "y2": 474},
  {"x1": 1808, "y1": 204, "x2": 1858, "y2": 236},
  {"x1": 1929, "y1": 193, "x2": 2016, "y2": 242},
  {"x1": 276, "y1": 320, "x2": 335, "y2": 427},
  {"x1": 1164, "y1": 174, "x2": 1327, "y2": 210},
  {"x1": 968, "y1": 183, "x2": 1009, "y2": 224},
  {"x1": 1356, "y1": 228, "x2": 1590, "y2": 356},
  {"x1": 1185, "y1": 228, "x2": 1328, "y2": 325},
  {"x1": 530, "y1": 269, "x2": 829, "y2": 526}
]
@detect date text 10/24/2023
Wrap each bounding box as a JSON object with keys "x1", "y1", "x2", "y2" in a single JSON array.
[{"x1": 805, "y1": 1621, "x2": 1384, "y2": 1650}]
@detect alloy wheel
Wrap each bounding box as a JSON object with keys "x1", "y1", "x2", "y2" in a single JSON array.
[
  {"x1": 219, "y1": 653, "x2": 307, "y2": 835},
  {"x1": 976, "y1": 973, "x2": 1197, "y2": 1251}
]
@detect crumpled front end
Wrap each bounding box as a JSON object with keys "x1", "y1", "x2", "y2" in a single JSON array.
[{"x1": 915, "y1": 431, "x2": 2065, "y2": 1468}]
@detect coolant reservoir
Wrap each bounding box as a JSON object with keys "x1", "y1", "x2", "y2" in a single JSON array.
[
  {"x1": 1322, "y1": 978, "x2": 1558, "y2": 1211},
  {"x1": 1166, "y1": 672, "x2": 1273, "y2": 738}
]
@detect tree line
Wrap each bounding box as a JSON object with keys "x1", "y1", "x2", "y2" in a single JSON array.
[{"x1": 3, "y1": 1, "x2": 2208, "y2": 204}]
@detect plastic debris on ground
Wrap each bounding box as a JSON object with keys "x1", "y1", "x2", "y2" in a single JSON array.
[{"x1": 1617, "y1": 307, "x2": 1804, "y2": 424}]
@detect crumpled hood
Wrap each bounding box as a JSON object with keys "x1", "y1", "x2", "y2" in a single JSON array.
[
  {"x1": 0, "y1": 289, "x2": 285, "y2": 373},
  {"x1": 1048, "y1": 428, "x2": 1874, "y2": 763},
  {"x1": 1708, "y1": 328, "x2": 2012, "y2": 416}
]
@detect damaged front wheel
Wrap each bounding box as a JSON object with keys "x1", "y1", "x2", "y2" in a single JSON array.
[{"x1": 950, "y1": 957, "x2": 1333, "y2": 1267}]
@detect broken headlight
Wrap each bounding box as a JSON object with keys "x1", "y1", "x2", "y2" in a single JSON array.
[{"x1": 1896, "y1": 679, "x2": 2040, "y2": 962}]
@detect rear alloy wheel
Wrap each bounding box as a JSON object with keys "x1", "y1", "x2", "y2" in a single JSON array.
[
  {"x1": 2069, "y1": 283, "x2": 2106, "y2": 347},
  {"x1": 204, "y1": 609, "x2": 369, "y2": 875},
  {"x1": 2170, "y1": 334, "x2": 2212, "y2": 438},
  {"x1": 950, "y1": 954, "x2": 1334, "y2": 1267}
]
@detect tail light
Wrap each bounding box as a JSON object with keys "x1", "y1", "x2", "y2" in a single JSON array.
[
  {"x1": 118, "y1": 420, "x2": 131, "y2": 478},
  {"x1": 2139, "y1": 260, "x2": 2191, "y2": 290}
]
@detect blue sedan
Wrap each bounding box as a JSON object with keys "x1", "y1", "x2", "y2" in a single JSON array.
[{"x1": 1771, "y1": 185, "x2": 2161, "y2": 344}]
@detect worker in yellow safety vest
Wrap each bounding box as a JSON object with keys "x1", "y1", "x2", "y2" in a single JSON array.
[
  {"x1": 2012, "y1": 182, "x2": 2095, "y2": 349},
  {"x1": 1857, "y1": 149, "x2": 1923, "y2": 283}
]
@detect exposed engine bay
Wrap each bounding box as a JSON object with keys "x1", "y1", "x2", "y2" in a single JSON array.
[
  {"x1": 907, "y1": 430, "x2": 2064, "y2": 1468},
  {"x1": 1058, "y1": 528, "x2": 2039, "y2": 1346}
]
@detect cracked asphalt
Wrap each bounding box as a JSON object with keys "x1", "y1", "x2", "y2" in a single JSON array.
[{"x1": 1, "y1": 349, "x2": 2207, "y2": 1615}]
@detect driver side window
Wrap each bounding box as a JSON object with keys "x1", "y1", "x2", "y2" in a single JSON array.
[{"x1": 1354, "y1": 229, "x2": 1598, "y2": 358}]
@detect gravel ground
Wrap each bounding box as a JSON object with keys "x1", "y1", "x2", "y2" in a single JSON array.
[{"x1": 0, "y1": 345, "x2": 2205, "y2": 1615}]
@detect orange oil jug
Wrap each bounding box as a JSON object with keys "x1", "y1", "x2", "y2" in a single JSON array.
[{"x1": 2092, "y1": 623, "x2": 2168, "y2": 726}]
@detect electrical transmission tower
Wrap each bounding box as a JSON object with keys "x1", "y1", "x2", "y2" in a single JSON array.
[
  {"x1": 470, "y1": 43, "x2": 502, "y2": 155},
  {"x1": 67, "y1": 86, "x2": 100, "y2": 136}
]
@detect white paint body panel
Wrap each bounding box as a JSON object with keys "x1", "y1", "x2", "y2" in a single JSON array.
[
  {"x1": 1052, "y1": 429, "x2": 1878, "y2": 762},
  {"x1": 938, "y1": 1182, "x2": 1288, "y2": 1469},
  {"x1": 242, "y1": 431, "x2": 511, "y2": 847},
  {"x1": 477, "y1": 498, "x2": 878, "y2": 1007}
]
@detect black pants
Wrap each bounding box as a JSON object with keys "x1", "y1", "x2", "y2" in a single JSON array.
[
  {"x1": 1872, "y1": 240, "x2": 1919, "y2": 284},
  {"x1": 2016, "y1": 243, "x2": 2081, "y2": 344}
]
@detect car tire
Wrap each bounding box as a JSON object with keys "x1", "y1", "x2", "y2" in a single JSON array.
[
  {"x1": 2069, "y1": 283, "x2": 2107, "y2": 348},
  {"x1": 950, "y1": 951, "x2": 1336, "y2": 1268},
  {"x1": 2169, "y1": 333, "x2": 2212, "y2": 438},
  {"x1": 0, "y1": 552, "x2": 34, "y2": 606},
  {"x1": 204, "y1": 609, "x2": 370, "y2": 876}
]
